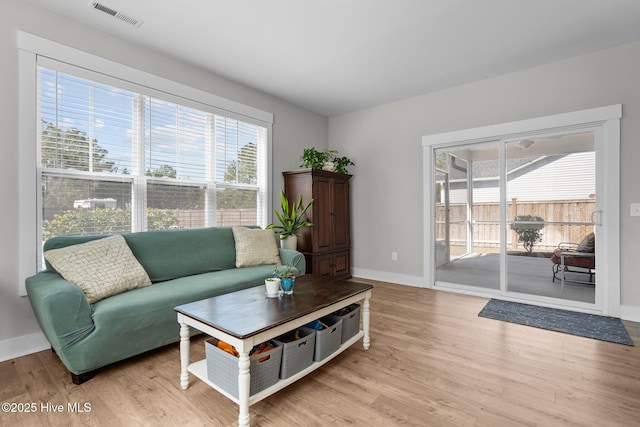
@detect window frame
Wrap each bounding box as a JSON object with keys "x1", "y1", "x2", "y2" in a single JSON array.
[{"x1": 18, "y1": 31, "x2": 274, "y2": 296}]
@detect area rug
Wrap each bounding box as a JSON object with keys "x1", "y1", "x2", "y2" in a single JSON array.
[{"x1": 478, "y1": 299, "x2": 634, "y2": 346}]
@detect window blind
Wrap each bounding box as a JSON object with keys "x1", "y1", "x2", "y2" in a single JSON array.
[{"x1": 36, "y1": 59, "x2": 268, "y2": 255}]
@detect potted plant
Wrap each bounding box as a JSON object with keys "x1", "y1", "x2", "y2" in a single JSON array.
[
  {"x1": 300, "y1": 147, "x2": 334, "y2": 170},
  {"x1": 300, "y1": 147, "x2": 354, "y2": 174},
  {"x1": 274, "y1": 265, "x2": 296, "y2": 295},
  {"x1": 266, "y1": 189, "x2": 313, "y2": 250},
  {"x1": 332, "y1": 155, "x2": 354, "y2": 174},
  {"x1": 264, "y1": 277, "x2": 281, "y2": 297}
]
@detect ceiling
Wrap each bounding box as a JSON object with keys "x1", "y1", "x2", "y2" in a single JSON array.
[{"x1": 27, "y1": 0, "x2": 640, "y2": 117}]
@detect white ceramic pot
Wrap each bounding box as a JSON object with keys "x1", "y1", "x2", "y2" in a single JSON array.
[
  {"x1": 265, "y1": 278, "x2": 281, "y2": 296},
  {"x1": 322, "y1": 161, "x2": 336, "y2": 171},
  {"x1": 280, "y1": 235, "x2": 297, "y2": 250}
]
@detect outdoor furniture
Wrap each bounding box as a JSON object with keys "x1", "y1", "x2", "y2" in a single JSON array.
[{"x1": 550, "y1": 232, "x2": 595, "y2": 288}]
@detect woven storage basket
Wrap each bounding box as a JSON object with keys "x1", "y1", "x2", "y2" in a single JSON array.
[
  {"x1": 311, "y1": 315, "x2": 343, "y2": 361},
  {"x1": 333, "y1": 303, "x2": 361, "y2": 344},
  {"x1": 274, "y1": 327, "x2": 316, "y2": 379},
  {"x1": 205, "y1": 338, "x2": 282, "y2": 398}
]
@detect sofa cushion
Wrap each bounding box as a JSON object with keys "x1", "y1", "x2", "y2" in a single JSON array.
[
  {"x1": 232, "y1": 227, "x2": 281, "y2": 267},
  {"x1": 123, "y1": 227, "x2": 239, "y2": 282},
  {"x1": 43, "y1": 235, "x2": 151, "y2": 304}
]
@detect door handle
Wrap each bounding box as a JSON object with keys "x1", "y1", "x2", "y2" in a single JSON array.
[{"x1": 591, "y1": 210, "x2": 602, "y2": 226}]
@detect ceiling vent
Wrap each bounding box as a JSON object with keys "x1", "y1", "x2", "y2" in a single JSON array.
[{"x1": 89, "y1": 2, "x2": 143, "y2": 28}]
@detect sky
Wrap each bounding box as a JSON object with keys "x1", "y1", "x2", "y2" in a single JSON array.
[{"x1": 39, "y1": 67, "x2": 262, "y2": 183}]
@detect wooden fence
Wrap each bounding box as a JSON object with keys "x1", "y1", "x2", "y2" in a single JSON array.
[
  {"x1": 435, "y1": 199, "x2": 596, "y2": 252},
  {"x1": 172, "y1": 209, "x2": 257, "y2": 228}
]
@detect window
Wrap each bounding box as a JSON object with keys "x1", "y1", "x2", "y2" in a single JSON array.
[
  {"x1": 18, "y1": 32, "x2": 273, "y2": 294},
  {"x1": 36, "y1": 59, "x2": 269, "y2": 266}
]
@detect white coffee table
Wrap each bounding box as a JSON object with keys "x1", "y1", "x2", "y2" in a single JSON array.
[{"x1": 174, "y1": 276, "x2": 373, "y2": 427}]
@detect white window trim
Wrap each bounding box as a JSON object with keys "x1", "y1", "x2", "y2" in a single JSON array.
[{"x1": 17, "y1": 31, "x2": 274, "y2": 296}]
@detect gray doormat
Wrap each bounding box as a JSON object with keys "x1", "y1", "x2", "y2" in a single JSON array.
[{"x1": 479, "y1": 299, "x2": 634, "y2": 346}]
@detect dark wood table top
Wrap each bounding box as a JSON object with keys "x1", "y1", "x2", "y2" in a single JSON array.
[{"x1": 174, "y1": 275, "x2": 373, "y2": 339}]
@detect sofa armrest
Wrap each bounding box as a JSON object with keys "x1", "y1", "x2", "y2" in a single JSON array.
[
  {"x1": 25, "y1": 272, "x2": 95, "y2": 351},
  {"x1": 279, "y1": 249, "x2": 306, "y2": 276}
]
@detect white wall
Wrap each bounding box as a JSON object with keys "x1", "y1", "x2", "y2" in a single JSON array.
[
  {"x1": 0, "y1": 0, "x2": 328, "y2": 359},
  {"x1": 329, "y1": 41, "x2": 640, "y2": 319}
]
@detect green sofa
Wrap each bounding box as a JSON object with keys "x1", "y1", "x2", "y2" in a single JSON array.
[{"x1": 25, "y1": 226, "x2": 305, "y2": 384}]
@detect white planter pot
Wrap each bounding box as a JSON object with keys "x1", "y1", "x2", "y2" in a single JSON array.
[
  {"x1": 265, "y1": 278, "x2": 281, "y2": 296},
  {"x1": 280, "y1": 235, "x2": 297, "y2": 250},
  {"x1": 322, "y1": 161, "x2": 335, "y2": 172}
]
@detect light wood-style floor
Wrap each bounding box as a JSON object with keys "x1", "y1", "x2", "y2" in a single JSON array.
[{"x1": 2, "y1": 279, "x2": 640, "y2": 426}]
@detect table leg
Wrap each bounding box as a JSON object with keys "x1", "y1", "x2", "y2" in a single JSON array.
[
  {"x1": 179, "y1": 321, "x2": 190, "y2": 390},
  {"x1": 560, "y1": 254, "x2": 565, "y2": 292},
  {"x1": 238, "y1": 351, "x2": 250, "y2": 427},
  {"x1": 363, "y1": 294, "x2": 371, "y2": 350}
]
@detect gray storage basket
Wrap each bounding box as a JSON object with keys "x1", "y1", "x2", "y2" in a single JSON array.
[
  {"x1": 205, "y1": 338, "x2": 282, "y2": 398},
  {"x1": 274, "y1": 327, "x2": 316, "y2": 379},
  {"x1": 312, "y1": 315, "x2": 343, "y2": 361},
  {"x1": 335, "y1": 303, "x2": 361, "y2": 344}
]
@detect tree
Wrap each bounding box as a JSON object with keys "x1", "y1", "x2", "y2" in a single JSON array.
[
  {"x1": 41, "y1": 121, "x2": 123, "y2": 218},
  {"x1": 146, "y1": 164, "x2": 177, "y2": 178},
  {"x1": 41, "y1": 121, "x2": 115, "y2": 172},
  {"x1": 510, "y1": 215, "x2": 545, "y2": 253},
  {"x1": 223, "y1": 142, "x2": 257, "y2": 185},
  {"x1": 218, "y1": 143, "x2": 257, "y2": 209}
]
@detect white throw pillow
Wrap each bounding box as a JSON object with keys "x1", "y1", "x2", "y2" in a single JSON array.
[
  {"x1": 232, "y1": 227, "x2": 282, "y2": 268},
  {"x1": 44, "y1": 235, "x2": 152, "y2": 304}
]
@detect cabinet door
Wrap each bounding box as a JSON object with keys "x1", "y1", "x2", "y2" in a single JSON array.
[
  {"x1": 332, "y1": 178, "x2": 350, "y2": 250},
  {"x1": 313, "y1": 253, "x2": 334, "y2": 276},
  {"x1": 311, "y1": 251, "x2": 351, "y2": 278},
  {"x1": 332, "y1": 250, "x2": 351, "y2": 278},
  {"x1": 313, "y1": 176, "x2": 333, "y2": 252}
]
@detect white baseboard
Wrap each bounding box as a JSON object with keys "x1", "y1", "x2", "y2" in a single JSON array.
[
  {"x1": 351, "y1": 267, "x2": 424, "y2": 288},
  {"x1": 621, "y1": 305, "x2": 640, "y2": 323},
  {"x1": 352, "y1": 269, "x2": 640, "y2": 322},
  {"x1": 0, "y1": 331, "x2": 50, "y2": 362}
]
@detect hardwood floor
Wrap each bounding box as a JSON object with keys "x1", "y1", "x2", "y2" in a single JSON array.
[{"x1": 2, "y1": 279, "x2": 640, "y2": 426}]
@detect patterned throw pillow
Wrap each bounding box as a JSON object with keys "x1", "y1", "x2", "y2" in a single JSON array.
[
  {"x1": 44, "y1": 235, "x2": 152, "y2": 304},
  {"x1": 232, "y1": 227, "x2": 282, "y2": 268},
  {"x1": 576, "y1": 232, "x2": 595, "y2": 253}
]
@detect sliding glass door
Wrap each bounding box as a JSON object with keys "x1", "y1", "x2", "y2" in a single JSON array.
[
  {"x1": 431, "y1": 130, "x2": 602, "y2": 308},
  {"x1": 434, "y1": 142, "x2": 501, "y2": 291},
  {"x1": 504, "y1": 132, "x2": 597, "y2": 304},
  {"x1": 424, "y1": 105, "x2": 620, "y2": 315}
]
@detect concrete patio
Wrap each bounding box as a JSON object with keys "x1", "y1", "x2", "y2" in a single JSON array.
[{"x1": 435, "y1": 253, "x2": 595, "y2": 303}]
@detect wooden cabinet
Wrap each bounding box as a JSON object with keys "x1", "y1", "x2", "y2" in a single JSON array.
[{"x1": 283, "y1": 169, "x2": 352, "y2": 278}]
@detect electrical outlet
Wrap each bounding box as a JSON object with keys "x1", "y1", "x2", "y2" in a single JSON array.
[
  {"x1": 631, "y1": 203, "x2": 640, "y2": 217},
  {"x1": 391, "y1": 252, "x2": 398, "y2": 261}
]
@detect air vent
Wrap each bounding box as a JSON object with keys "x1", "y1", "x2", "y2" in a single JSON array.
[{"x1": 89, "y1": 2, "x2": 143, "y2": 28}]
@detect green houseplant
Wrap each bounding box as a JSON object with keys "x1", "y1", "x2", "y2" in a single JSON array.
[
  {"x1": 332, "y1": 155, "x2": 355, "y2": 174},
  {"x1": 266, "y1": 189, "x2": 314, "y2": 250},
  {"x1": 274, "y1": 265, "x2": 296, "y2": 294},
  {"x1": 300, "y1": 147, "x2": 354, "y2": 174}
]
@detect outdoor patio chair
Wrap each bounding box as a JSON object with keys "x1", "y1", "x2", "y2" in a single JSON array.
[{"x1": 550, "y1": 232, "x2": 595, "y2": 286}]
